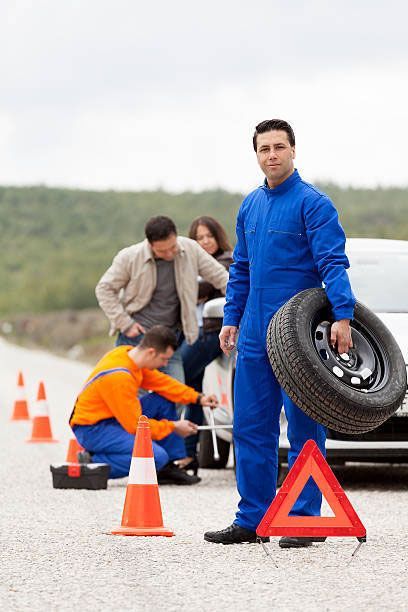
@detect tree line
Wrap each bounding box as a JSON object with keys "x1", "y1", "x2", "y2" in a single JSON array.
[{"x1": 0, "y1": 184, "x2": 407, "y2": 315}]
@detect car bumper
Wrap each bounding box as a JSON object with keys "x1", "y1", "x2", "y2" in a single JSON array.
[{"x1": 278, "y1": 438, "x2": 408, "y2": 463}]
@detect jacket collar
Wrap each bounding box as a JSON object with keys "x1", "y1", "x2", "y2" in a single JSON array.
[
  {"x1": 261, "y1": 168, "x2": 301, "y2": 195},
  {"x1": 141, "y1": 239, "x2": 154, "y2": 263}
]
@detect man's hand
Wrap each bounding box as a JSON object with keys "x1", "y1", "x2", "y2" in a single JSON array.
[
  {"x1": 219, "y1": 325, "x2": 238, "y2": 356},
  {"x1": 173, "y1": 420, "x2": 198, "y2": 438},
  {"x1": 200, "y1": 394, "x2": 218, "y2": 409},
  {"x1": 330, "y1": 319, "x2": 353, "y2": 355},
  {"x1": 125, "y1": 322, "x2": 146, "y2": 338}
]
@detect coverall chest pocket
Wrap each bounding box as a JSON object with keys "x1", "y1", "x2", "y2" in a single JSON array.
[
  {"x1": 244, "y1": 227, "x2": 257, "y2": 263},
  {"x1": 266, "y1": 224, "x2": 306, "y2": 266}
]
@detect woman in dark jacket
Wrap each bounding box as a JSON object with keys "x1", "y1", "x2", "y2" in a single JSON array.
[{"x1": 179, "y1": 216, "x2": 233, "y2": 474}]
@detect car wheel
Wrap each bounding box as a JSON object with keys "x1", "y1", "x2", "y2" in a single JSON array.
[
  {"x1": 267, "y1": 288, "x2": 407, "y2": 434},
  {"x1": 198, "y1": 430, "x2": 230, "y2": 469}
]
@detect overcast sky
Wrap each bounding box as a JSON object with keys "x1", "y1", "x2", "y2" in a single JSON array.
[{"x1": 1, "y1": 1, "x2": 407, "y2": 193}]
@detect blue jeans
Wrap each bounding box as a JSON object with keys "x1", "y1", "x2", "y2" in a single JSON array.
[
  {"x1": 180, "y1": 328, "x2": 222, "y2": 456},
  {"x1": 72, "y1": 393, "x2": 186, "y2": 478},
  {"x1": 116, "y1": 330, "x2": 185, "y2": 383}
]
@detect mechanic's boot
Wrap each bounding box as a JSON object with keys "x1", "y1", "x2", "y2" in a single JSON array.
[
  {"x1": 179, "y1": 455, "x2": 199, "y2": 476},
  {"x1": 157, "y1": 462, "x2": 201, "y2": 485},
  {"x1": 279, "y1": 536, "x2": 327, "y2": 548},
  {"x1": 204, "y1": 523, "x2": 269, "y2": 545}
]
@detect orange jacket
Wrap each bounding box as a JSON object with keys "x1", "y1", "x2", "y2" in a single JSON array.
[{"x1": 70, "y1": 346, "x2": 199, "y2": 439}]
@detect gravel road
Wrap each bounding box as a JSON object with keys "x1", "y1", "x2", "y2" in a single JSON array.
[{"x1": 1, "y1": 338, "x2": 408, "y2": 612}]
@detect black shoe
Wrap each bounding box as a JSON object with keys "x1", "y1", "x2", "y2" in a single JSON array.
[
  {"x1": 180, "y1": 455, "x2": 199, "y2": 476},
  {"x1": 77, "y1": 450, "x2": 92, "y2": 464},
  {"x1": 204, "y1": 523, "x2": 269, "y2": 545},
  {"x1": 157, "y1": 462, "x2": 201, "y2": 485},
  {"x1": 279, "y1": 536, "x2": 327, "y2": 548}
]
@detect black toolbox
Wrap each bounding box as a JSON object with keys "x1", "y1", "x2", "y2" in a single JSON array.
[{"x1": 50, "y1": 463, "x2": 110, "y2": 490}]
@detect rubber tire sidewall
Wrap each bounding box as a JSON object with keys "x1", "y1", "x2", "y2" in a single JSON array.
[{"x1": 268, "y1": 288, "x2": 407, "y2": 434}]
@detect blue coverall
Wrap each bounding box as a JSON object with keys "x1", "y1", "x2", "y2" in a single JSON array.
[{"x1": 223, "y1": 170, "x2": 355, "y2": 531}]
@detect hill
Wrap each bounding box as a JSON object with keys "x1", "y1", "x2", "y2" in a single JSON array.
[{"x1": 0, "y1": 184, "x2": 407, "y2": 315}]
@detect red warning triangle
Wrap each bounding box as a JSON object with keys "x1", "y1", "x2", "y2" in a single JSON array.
[{"x1": 257, "y1": 440, "x2": 366, "y2": 538}]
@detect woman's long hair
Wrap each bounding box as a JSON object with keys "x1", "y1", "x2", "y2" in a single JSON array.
[{"x1": 189, "y1": 216, "x2": 232, "y2": 253}]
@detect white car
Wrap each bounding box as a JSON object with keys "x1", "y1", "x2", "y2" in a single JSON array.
[{"x1": 201, "y1": 238, "x2": 408, "y2": 469}]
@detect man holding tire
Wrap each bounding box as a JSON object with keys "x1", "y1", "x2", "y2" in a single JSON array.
[{"x1": 204, "y1": 119, "x2": 355, "y2": 548}]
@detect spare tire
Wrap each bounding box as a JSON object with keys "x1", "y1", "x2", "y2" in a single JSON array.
[{"x1": 266, "y1": 288, "x2": 407, "y2": 434}]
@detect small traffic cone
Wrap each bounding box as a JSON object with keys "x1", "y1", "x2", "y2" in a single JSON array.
[
  {"x1": 66, "y1": 438, "x2": 84, "y2": 462},
  {"x1": 111, "y1": 415, "x2": 174, "y2": 536},
  {"x1": 26, "y1": 382, "x2": 58, "y2": 443},
  {"x1": 11, "y1": 371, "x2": 30, "y2": 420}
]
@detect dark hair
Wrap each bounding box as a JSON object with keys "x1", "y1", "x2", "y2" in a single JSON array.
[
  {"x1": 139, "y1": 325, "x2": 178, "y2": 352},
  {"x1": 253, "y1": 119, "x2": 295, "y2": 151},
  {"x1": 189, "y1": 216, "x2": 232, "y2": 252},
  {"x1": 145, "y1": 216, "x2": 177, "y2": 243}
]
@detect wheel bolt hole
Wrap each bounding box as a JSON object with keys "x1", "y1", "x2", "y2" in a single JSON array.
[
  {"x1": 315, "y1": 331, "x2": 324, "y2": 340},
  {"x1": 319, "y1": 349, "x2": 329, "y2": 360}
]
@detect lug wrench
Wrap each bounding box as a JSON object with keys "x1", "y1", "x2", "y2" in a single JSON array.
[
  {"x1": 208, "y1": 410, "x2": 220, "y2": 460},
  {"x1": 196, "y1": 425, "x2": 233, "y2": 430}
]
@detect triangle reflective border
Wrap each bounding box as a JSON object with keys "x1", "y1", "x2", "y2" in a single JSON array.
[{"x1": 257, "y1": 440, "x2": 366, "y2": 538}]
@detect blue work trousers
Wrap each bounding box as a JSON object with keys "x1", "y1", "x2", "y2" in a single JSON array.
[
  {"x1": 234, "y1": 349, "x2": 326, "y2": 531},
  {"x1": 180, "y1": 327, "x2": 222, "y2": 456},
  {"x1": 72, "y1": 393, "x2": 186, "y2": 478}
]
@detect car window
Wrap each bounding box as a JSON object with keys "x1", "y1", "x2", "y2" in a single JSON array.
[{"x1": 347, "y1": 251, "x2": 408, "y2": 313}]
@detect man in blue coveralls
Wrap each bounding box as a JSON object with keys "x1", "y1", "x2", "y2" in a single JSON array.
[{"x1": 204, "y1": 119, "x2": 355, "y2": 548}]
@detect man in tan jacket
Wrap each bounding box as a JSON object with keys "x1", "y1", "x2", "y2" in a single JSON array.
[{"x1": 96, "y1": 216, "x2": 229, "y2": 382}]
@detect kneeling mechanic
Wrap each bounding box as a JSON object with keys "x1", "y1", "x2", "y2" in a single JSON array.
[{"x1": 70, "y1": 325, "x2": 218, "y2": 485}]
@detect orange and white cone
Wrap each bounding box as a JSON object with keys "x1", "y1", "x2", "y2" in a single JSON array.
[
  {"x1": 11, "y1": 371, "x2": 30, "y2": 421},
  {"x1": 111, "y1": 415, "x2": 174, "y2": 537},
  {"x1": 65, "y1": 438, "x2": 84, "y2": 462},
  {"x1": 26, "y1": 382, "x2": 58, "y2": 443}
]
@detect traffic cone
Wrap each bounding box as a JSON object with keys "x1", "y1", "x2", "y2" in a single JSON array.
[
  {"x1": 11, "y1": 371, "x2": 30, "y2": 420},
  {"x1": 66, "y1": 438, "x2": 84, "y2": 462},
  {"x1": 111, "y1": 415, "x2": 174, "y2": 536},
  {"x1": 26, "y1": 382, "x2": 58, "y2": 443}
]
